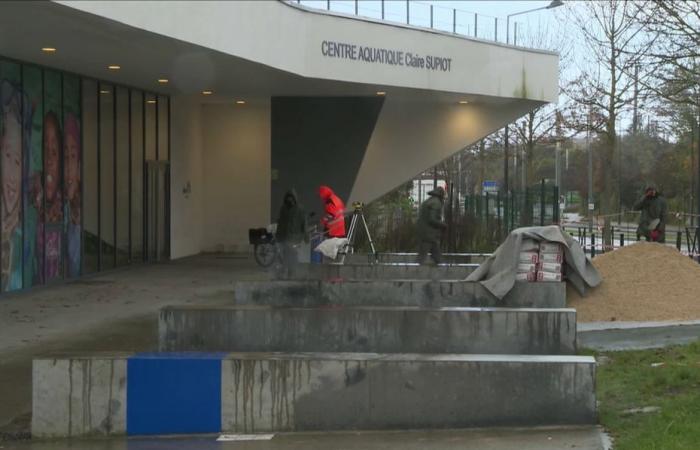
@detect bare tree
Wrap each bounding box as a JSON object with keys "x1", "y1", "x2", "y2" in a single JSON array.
[
  {"x1": 514, "y1": 106, "x2": 560, "y2": 187},
  {"x1": 563, "y1": 0, "x2": 649, "y2": 243},
  {"x1": 631, "y1": 0, "x2": 700, "y2": 218},
  {"x1": 631, "y1": 1, "x2": 699, "y2": 107},
  {"x1": 513, "y1": 13, "x2": 573, "y2": 189}
]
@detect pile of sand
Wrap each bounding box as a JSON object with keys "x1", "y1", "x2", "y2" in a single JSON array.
[{"x1": 569, "y1": 242, "x2": 700, "y2": 322}]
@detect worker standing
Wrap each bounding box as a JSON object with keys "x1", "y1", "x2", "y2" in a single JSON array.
[
  {"x1": 318, "y1": 185, "x2": 346, "y2": 238},
  {"x1": 275, "y1": 189, "x2": 307, "y2": 277},
  {"x1": 416, "y1": 186, "x2": 447, "y2": 265},
  {"x1": 634, "y1": 184, "x2": 667, "y2": 243}
]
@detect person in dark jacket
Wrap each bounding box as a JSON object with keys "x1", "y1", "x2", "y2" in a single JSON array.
[
  {"x1": 276, "y1": 189, "x2": 307, "y2": 276},
  {"x1": 318, "y1": 185, "x2": 346, "y2": 238},
  {"x1": 416, "y1": 187, "x2": 447, "y2": 264},
  {"x1": 634, "y1": 184, "x2": 667, "y2": 243}
]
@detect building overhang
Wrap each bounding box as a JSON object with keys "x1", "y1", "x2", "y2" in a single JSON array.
[{"x1": 0, "y1": 1, "x2": 558, "y2": 106}]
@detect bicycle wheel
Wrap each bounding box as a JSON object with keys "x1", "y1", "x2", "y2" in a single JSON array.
[{"x1": 254, "y1": 243, "x2": 277, "y2": 268}]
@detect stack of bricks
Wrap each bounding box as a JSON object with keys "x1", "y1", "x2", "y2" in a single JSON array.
[{"x1": 516, "y1": 240, "x2": 564, "y2": 282}]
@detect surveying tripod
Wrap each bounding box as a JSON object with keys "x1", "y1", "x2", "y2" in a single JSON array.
[{"x1": 337, "y1": 202, "x2": 378, "y2": 264}]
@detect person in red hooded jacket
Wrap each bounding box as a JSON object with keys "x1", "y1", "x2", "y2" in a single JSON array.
[{"x1": 318, "y1": 185, "x2": 346, "y2": 238}]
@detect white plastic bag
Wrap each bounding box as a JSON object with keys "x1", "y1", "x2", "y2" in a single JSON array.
[{"x1": 314, "y1": 238, "x2": 349, "y2": 260}]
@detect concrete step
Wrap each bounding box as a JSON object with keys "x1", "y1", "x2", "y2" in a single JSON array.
[
  {"x1": 32, "y1": 352, "x2": 596, "y2": 437},
  {"x1": 159, "y1": 305, "x2": 577, "y2": 355},
  {"x1": 280, "y1": 263, "x2": 478, "y2": 281},
  {"x1": 345, "y1": 253, "x2": 491, "y2": 265},
  {"x1": 233, "y1": 280, "x2": 566, "y2": 308}
]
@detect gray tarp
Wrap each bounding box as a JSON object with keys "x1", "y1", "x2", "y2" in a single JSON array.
[{"x1": 466, "y1": 225, "x2": 602, "y2": 300}]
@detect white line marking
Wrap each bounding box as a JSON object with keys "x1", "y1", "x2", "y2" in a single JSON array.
[{"x1": 217, "y1": 434, "x2": 275, "y2": 441}]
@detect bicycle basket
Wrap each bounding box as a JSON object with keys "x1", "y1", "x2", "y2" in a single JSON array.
[{"x1": 249, "y1": 228, "x2": 273, "y2": 245}]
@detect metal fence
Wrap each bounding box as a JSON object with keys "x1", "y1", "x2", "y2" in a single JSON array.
[
  {"x1": 562, "y1": 224, "x2": 700, "y2": 259},
  {"x1": 289, "y1": 0, "x2": 530, "y2": 47},
  {"x1": 464, "y1": 182, "x2": 560, "y2": 239}
]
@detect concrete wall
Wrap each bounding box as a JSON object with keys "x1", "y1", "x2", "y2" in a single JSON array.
[
  {"x1": 159, "y1": 306, "x2": 577, "y2": 355},
  {"x1": 32, "y1": 353, "x2": 596, "y2": 437},
  {"x1": 170, "y1": 95, "x2": 204, "y2": 258},
  {"x1": 32, "y1": 357, "x2": 127, "y2": 438},
  {"x1": 200, "y1": 101, "x2": 271, "y2": 252},
  {"x1": 271, "y1": 96, "x2": 383, "y2": 217},
  {"x1": 350, "y1": 96, "x2": 541, "y2": 204},
  {"x1": 221, "y1": 353, "x2": 596, "y2": 432}
]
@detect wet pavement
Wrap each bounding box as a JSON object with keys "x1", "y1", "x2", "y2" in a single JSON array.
[
  {"x1": 0, "y1": 255, "x2": 267, "y2": 435},
  {"x1": 2, "y1": 426, "x2": 607, "y2": 450}
]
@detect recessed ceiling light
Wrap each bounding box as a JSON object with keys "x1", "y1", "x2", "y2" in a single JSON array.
[
  {"x1": 202, "y1": 90, "x2": 213, "y2": 95},
  {"x1": 459, "y1": 100, "x2": 469, "y2": 104},
  {"x1": 108, "y1": 65, "x2": 121, "y2": 70},
  {"x1": 99, "y1": 90, "x2": 110, "y2": 95},
  {"x1": 41, "y1": 47, "x2": 56, "y2": 53},
  {"x1": 146, "y1": 99, "x2": 157, "y2": 104},
  {"x1": 376, "y1": 91, "x2": 386, "y2": 96},
  {"x1": 158, "y1": 79, "x2": 169, "y2": 84},
  {"x1": 235, "y1": 100, "x2": 246, "y2": 104}
]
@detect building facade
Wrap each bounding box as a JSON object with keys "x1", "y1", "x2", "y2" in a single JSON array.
[{"x1": 0, "y1": 0, "x2": 558, "y2": 290}]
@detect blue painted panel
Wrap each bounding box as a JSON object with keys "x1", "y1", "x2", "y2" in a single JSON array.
[{"x1": 127, "y1": 353, "x2": 227, "y2": 435}]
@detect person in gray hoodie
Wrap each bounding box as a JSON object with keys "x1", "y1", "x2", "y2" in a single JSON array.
[
  {"x1": 276, "y1": 189, "x2": 307, "y2": 276},
  {"x1": 416, "y1": 187, "x2": 447, "y2": 265}
]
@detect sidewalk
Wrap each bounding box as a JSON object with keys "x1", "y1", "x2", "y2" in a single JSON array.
[
  {"x1": 5, "y1": 426, "x2": 609, "y2": 450},
  {"x1": 578, "y1": 320, "x2": 700, "y2": 351}
]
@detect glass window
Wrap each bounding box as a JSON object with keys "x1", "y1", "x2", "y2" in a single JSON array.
[
  {"x1": 131, "y1": 91, "x2": 144, "y2": 262},
  {"x1": 158, "y1": 96, "x2": 168, "y2": 161},
  {"x1": 144, "y1": 94, "x2": 156, "y2": 161},
  {"x1": 99, "y1": 83, "x2": 115, "y2": 270},
  {"x1": 157, "y1": 96, "x2": 169, "y2": 259},
  {"x1": 0, "y1": 60, "x2": 23, "y2": 290},
  {"x1": 116, "y1": 87, "x2": 129, "y2": 266},
  {"x1": 2, "y1": 62, "x2": 169, "y2": 289},
  {"x1": 82, "y1": 80, "x2": 98, "y2": 274},
  {"x1": 63, "y1": 74, "x2": 82, "y2": 278},
  {"x1": 144, "y1": 94, "x2": 157, "y2": 259},
  {"x1": 22, "y1": 64, "x2": 45, "y2": 285},
  {"x1": 43, "y1": 70, "x2": 63, "y2": 282}
]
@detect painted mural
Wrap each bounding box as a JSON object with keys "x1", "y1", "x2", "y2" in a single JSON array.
[
  {"x1": 0, "y1": 60, "x2": 82, "y2": 291},
  {"x1": 63, "y1": 75, "x2": 81, "y2": 278},
  {"x1": 23, "y1": 65, "x2": 43, "y2": 286},
  {"x1": 44, "y1": 70, "x2": 63, "y2": 281},
  {"x1": 0, "y1": 62, "x2": 24, "y2": 291}
]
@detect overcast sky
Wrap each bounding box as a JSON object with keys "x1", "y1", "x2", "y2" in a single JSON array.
[{"x1": 300, "y1": 1, "x2": 562, "y2": 44}]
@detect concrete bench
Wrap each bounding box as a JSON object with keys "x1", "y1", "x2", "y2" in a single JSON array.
[
  {"x1": 159, "y1": 305, "x2": 577, "y2": 355},
  {"x1": 280, "y1": 263, "x2": 478, "y2": 280},
  {"x1": 233, "y1": 280, "x2": 566, "y2": 308},
  {"x1": 32, "y1": 352, "x2": 596, "y2": 437}
]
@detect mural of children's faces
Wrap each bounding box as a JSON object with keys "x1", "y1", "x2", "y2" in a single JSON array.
[
  {"x1": 43, "y1": 111, "x2": 61, "y2": 203},
  {"x1": 64, "y1": 114, "x2": 80, "y2": 202},
  {"x1": 0, "y1": 88, "x2": 21, "y2": 217}
]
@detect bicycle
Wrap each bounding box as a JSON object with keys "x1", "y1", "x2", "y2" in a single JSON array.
[
  {"x1": 249, "y1": 227, "x2": 280, "y2": 268},
  {"x1": 249, "y1": 215, "x2": 320, "y2": 268}
]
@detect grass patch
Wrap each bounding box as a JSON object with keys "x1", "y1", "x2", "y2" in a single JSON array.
[{"x1": 584, "y1": 341, "x2": 700, "y2": 449}]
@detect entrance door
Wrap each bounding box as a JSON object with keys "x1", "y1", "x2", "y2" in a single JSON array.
[{"x1": 145, "y1": 161, "x2": 170, "y2": 262}]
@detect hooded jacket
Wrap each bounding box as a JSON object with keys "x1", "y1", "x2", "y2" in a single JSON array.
[
  {"x1": 276, "y1": 190, "x2": 307, "y2": 244},
  {"x1": 417, "y1": 188, "x2": 446, "y2": 242},
  {"x1": 318, "y1": 185, "x2": 346, "y2": 238},
  {"x1": 633, "y1": 185, "x2": 667, "y2": 240}
]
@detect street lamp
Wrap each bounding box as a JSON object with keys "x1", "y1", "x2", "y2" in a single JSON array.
[{"x1": 507, "y1": 0, "x2": 564, "y2": 45}]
